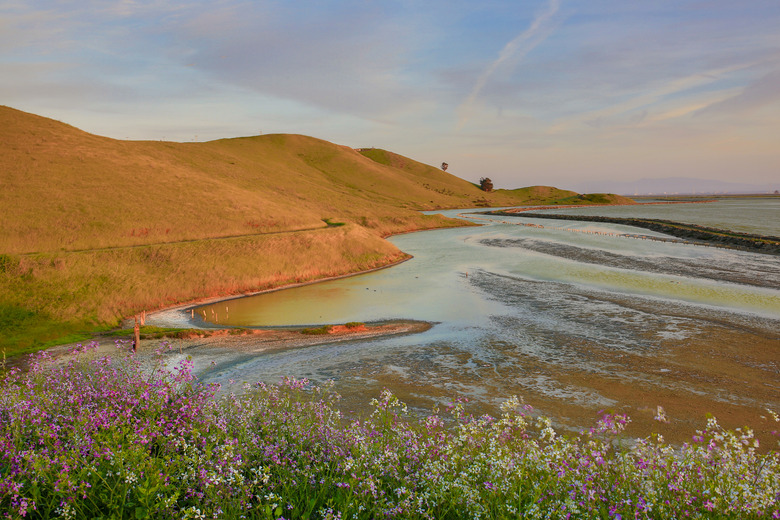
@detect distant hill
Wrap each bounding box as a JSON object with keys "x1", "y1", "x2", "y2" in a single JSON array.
[
  {"x1": 495, "y1": 186, "x2": 633, "y2": 206},
  {"x1": 0, "y1": 106, "x2": 630, "y2": 354},
  {"x1": 571, "y1": 177, "x2": 777, "y2": 196}
]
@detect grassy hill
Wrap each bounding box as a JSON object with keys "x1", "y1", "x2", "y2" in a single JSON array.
[{"x1": 0, "y1": 106, "x2": 633, "y2": 355}]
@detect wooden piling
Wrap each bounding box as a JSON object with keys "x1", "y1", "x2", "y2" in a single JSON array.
[{"x1": 133, "y1": 316, "x2": 140, "y2": 353}]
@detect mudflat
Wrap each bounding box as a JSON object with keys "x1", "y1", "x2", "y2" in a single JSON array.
[{"x1": 36, "y1": 320, "x2": 431, "y2": 373}]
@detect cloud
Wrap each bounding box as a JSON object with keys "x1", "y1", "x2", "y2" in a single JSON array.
[
  {"x1": 547, "y1": 61, "x2": 763, "y2": 134},
  {"x1": 167, "y1": 2, "x2": 435, "y2": 122},
  {"x1": 2, "y1": 0, "x2": 779, "y2": 187},
  {"x1": 694, "y1": 69, "x2": 780, "y2": 118},
  {"x1": 641, "y1": 92, "x2": 737, "y2": 124},
  {"x1": 0, "y1": 6, "x2": 72, "y2": 53},
  {"x1": 456, "y1": 0, "x2": 560, "y2": 129}
]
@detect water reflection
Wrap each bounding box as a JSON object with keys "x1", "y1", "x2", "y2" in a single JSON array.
[{"x1": 195, "y1": 204, "x2": 780, "y2": 441}]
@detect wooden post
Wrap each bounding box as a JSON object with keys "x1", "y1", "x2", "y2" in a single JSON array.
[
  {"x1": 133, "y1": 316, "x2": 140, "y2": 353},
  {"x1": 141, "y1": 310, "x2": 146, "y2": 326}
]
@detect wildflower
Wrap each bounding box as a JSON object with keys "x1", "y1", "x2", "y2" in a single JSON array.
[
  {"x1": 2, "y1": 351, "x2": 780, "y2": 520},
  {"x1": 318, "y1": 507, "x2": 342, "y2": 520}
]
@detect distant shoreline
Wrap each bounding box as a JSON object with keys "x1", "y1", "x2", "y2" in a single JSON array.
[
  {"x1": 497, "y1": 199, "x2": 717, "y2": 215},
  {"x1": 490, "y1": 208, "x2": 780, "y2": 255}
]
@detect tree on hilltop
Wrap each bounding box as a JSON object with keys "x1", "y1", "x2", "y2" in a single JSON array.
[
  {"x1": 479, "y1": 177, "x2": 493, "y2": 192},
  {"x1": 441, "y1": 162, "x2": 448, "y2": 171}
]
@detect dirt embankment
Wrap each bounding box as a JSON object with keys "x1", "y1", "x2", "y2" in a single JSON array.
[{"x1": 493, "y1": 211, "x2": 780, "y2": 255}]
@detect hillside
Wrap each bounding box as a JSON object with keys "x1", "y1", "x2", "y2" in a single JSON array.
[
  {"x1": 1, "y1": 110, "x2": 448, "y2": 254},
  {"x1": 1, "y1": 107, "x2": 592, "y2": 255},
  {"x1": 0, "y1": 106, "x2": 630, "y2": 354}
]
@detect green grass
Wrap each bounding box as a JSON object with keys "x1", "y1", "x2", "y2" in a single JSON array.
[
  {"x1": 344, "y1": 322, "x2": 365, "y2": 329},
  {"x1": 103, "y1": 326, "x2": 203, "y2": 339},
  {"x1": 300, "y1": 325, "x2": 333, "y2": 335},
  {"x1": 0, "y1": 303, "x2": 96, "y2": 355},
  {"x1": 300, "y1": 322, "x2": 366, "y2": 334},
  {"x1": 103, "y1": 326, "x2": 255, "y2": 339},
  {"x1": 322, "y1": 218, "x2": 346, "y2": 227},
  {"x1": 557, "y1": 193, "x2": 631, "y2": 205},
  {"x1": 0, "y1": 226, "x2": 408, "y2": 356}
]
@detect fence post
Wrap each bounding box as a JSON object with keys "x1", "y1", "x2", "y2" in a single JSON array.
[{"x1": 133, "y1": 316, "x2": 140, "y2": 353}]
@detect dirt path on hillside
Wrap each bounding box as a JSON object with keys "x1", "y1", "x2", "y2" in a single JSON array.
[{"x1": 19, "y1": 223, "x2": 336, "y2": 256}]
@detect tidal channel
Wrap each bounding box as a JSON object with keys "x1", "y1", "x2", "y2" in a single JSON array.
[{"x1": 193, "y1": 201, "x2": 780, "y2": 442}]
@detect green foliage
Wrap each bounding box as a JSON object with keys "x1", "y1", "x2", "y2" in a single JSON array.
[
  {"x1": 322, "y1": 218, "x2": 346, "y2": 227},
  {"x1": 0, "y1": 304, "x2": 94, "y2": 355},
  {"x1": 0, "y1": 303, "x2": 38, "y2": 336},
  {"x1": 479, "y1": 177, "x2": 494, "y2": 192},
  {"x1": 344, "y1": 322, "x2": 365, "y2": 329},
  {"x1": 0, "y1": 254, "x2": 16, "y2": 274},
  {"x1": 2, "y1": 351, "x2": 779, "y2": 519},
  {"x1": 357, "y1": 147, "x2": 394, "y2": 166},
  {"x1": 301, "y1": 325, "x2": 333, "y2": 335},
  {"x1": 104, "y1": 325, "x2": 202, "y2": 339},
  {"x1": 558, "y1": 193, "x2": 624, "y2": 205}
]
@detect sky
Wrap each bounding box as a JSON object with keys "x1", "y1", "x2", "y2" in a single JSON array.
[{"x1": 2, "y1": 0, "x2": 779, "y2": 190}]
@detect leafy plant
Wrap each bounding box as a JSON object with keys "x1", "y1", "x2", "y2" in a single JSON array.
[{"x1": 1, "y1": 345, "x2": 778, "y2": 519}]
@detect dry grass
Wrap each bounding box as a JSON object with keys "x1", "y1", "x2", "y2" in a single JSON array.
[
  {"x1": 1, "y1": 108, "x2": 499, "y2": 255},
  {"x1": 1, "y1": 225, "x2": 406, "y2": 353},
  {"x1": 0, "y1": 106, "x2": 629, "y2": 355}
]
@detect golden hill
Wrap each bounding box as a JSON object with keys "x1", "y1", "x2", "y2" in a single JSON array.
[
  {"x1": 0, "y1": 110, "x2": 441, "y2": 254},
  {"x1": 0, "y1": 106, "x2": 633, "y2": 354}
]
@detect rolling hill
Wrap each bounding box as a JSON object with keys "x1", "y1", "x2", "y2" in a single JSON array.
[{"x1": 0, "y1": 106, "x2": 633, "y2": 354}]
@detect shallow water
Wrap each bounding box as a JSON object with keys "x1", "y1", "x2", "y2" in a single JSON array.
[
  {"x1": 539, "y1": 197, "x2": 780, "y2": 236},
  {"x1": 196, "y1": 201, "x2": 780, "y2": 440}
]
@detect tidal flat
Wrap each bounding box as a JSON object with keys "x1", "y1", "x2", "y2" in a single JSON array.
[{"x1": 146, "y1": 200, "x2": 779, "y2": 444}]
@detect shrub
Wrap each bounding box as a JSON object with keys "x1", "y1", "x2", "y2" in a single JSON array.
[
  {"x1": 344, "y1": 322, "x2": 365, "y2": 329},
  {"x1": 301, "y1": 325, "x2": 332, "y2": 335}
]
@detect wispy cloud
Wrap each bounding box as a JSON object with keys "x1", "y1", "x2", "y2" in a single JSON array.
[
  {"x1": 457, "y1": 0, "x2": 560, "y2": 129},
  {"x1": 547, "y1": 61, "x2": 762, "y2": 134},
  {"x1": 2, "y1": 0, "x2": 779, "y2": 187},
  {"x1": 171, "y1": 2, "x2": 434, "y2": 121},
  {"x1": 694, "y1": 68, "x2": 780, "y2": 118}
]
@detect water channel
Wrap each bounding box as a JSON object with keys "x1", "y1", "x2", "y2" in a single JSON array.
[{"x1": 192, "y1": 199, "x2": 780, "y2": 441}]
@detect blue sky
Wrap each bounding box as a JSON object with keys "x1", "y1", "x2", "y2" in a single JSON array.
[{"x1": 2, "y1": 0, "x2": 779, "y2": 189}]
